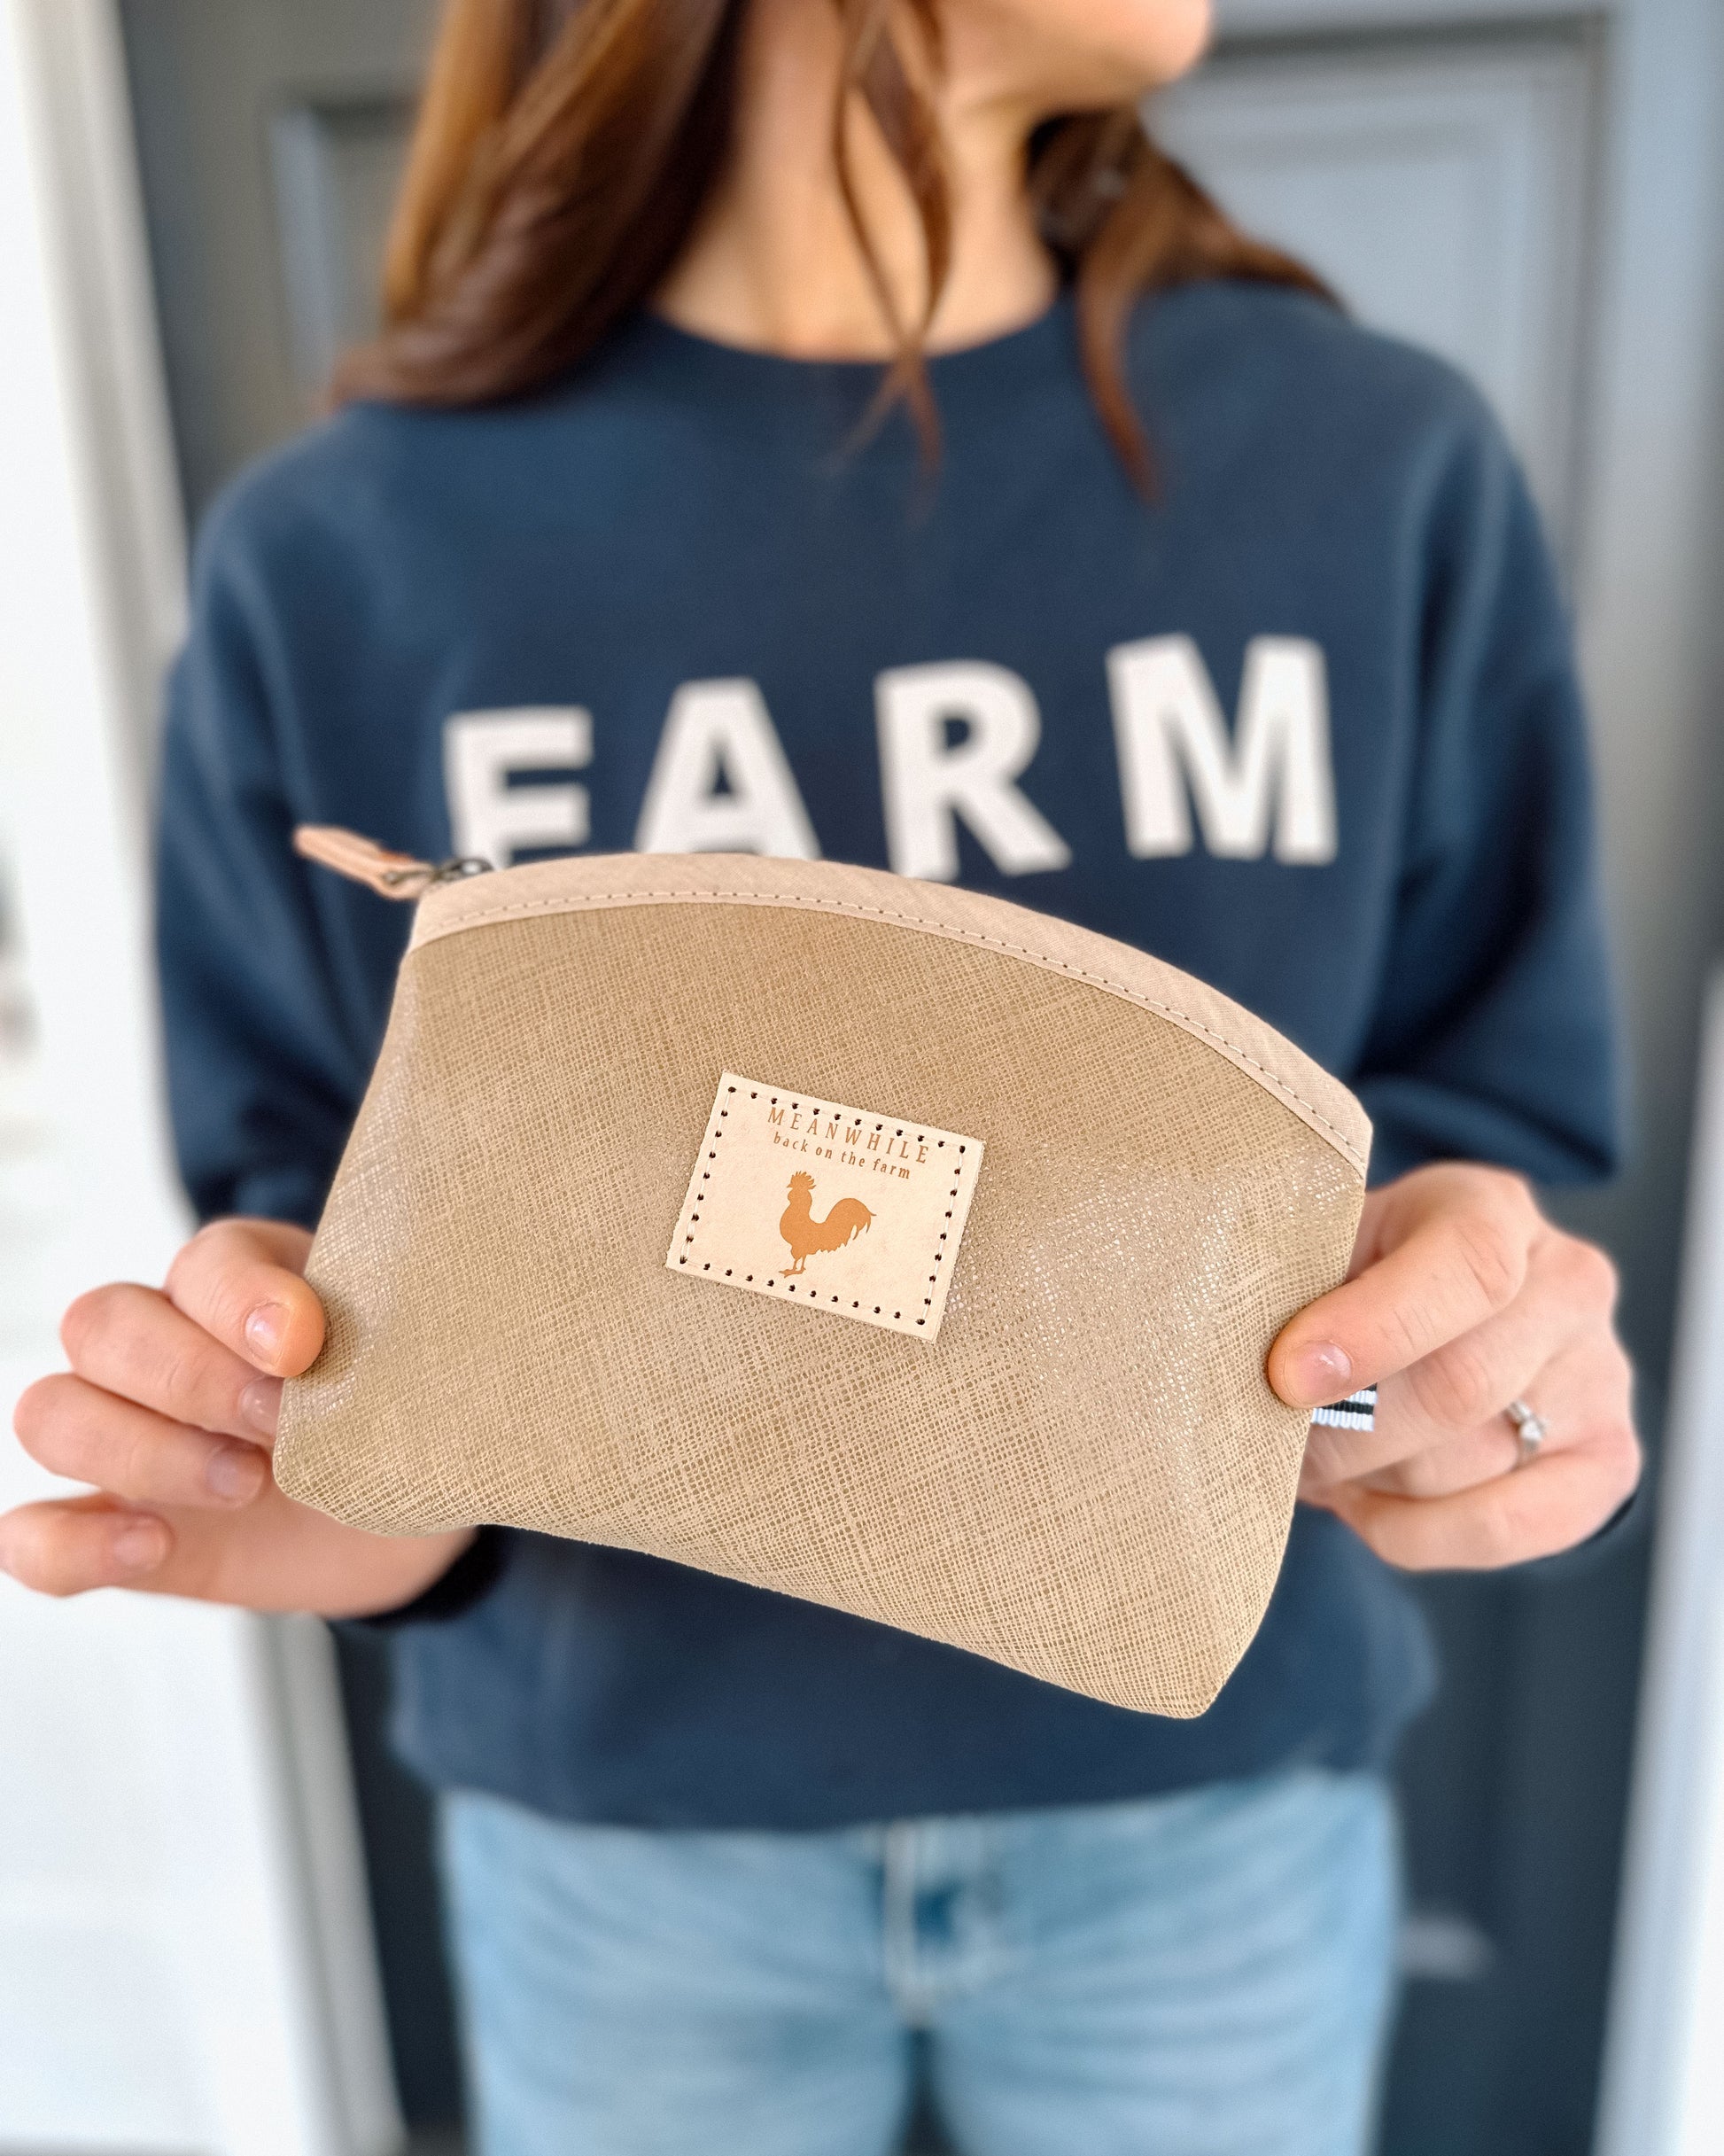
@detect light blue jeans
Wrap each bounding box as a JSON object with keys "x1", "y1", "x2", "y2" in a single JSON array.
[{"x1": 440, "y1": 1771, "x2": 1399, "y2": 2156}]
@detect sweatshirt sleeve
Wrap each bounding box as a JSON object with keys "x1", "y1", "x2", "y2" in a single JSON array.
[
  {"x1": 1353, "y1": 411, "x2": 1620, "y2": 1187},
  {"x1": 154, "y1": 512, "x2": 384, "y2": 1228}
]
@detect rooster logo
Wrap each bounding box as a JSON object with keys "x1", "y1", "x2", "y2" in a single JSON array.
[{"x1": 779, "y1": 1172, "x2": 873, "y2": 1276}]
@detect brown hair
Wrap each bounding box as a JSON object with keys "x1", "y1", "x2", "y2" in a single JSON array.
[{"x1": 338, "y1": 0, "x2": 1331, "y2": 482}]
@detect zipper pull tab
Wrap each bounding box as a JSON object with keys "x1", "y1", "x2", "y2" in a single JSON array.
[{"x1": 294, "y1": 825, "x2": 493, "y2": 900}]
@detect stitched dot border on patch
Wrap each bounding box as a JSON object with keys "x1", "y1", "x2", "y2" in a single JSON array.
[{"x1": 666, "y1": 1071, "x2": 986, "y2": 1343}]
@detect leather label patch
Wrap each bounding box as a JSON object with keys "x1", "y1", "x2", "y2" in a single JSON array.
[{"x1": 667, "y1": 1070, "x2": 985, "y2": 1343}]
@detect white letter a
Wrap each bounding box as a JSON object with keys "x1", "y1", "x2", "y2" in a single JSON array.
[{"x1": 634, "y1": 680, "x2": 820, "y2": 859}]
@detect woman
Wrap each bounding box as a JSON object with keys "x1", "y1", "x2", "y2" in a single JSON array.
[{"x1": 2, "y1": 0, "x2": 1639, "y2": 2150}]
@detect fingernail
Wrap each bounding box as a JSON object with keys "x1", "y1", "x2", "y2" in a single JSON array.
[
  {"x1": 239, "y1": 1378, "x2": 282, "y2": 1436},
  {"x1": 1285, "y1": 1343, "x2": 1354, "y2": 1407},
  {"x1": 245, "y1": 1303, "x2": 288, "y2": 1365},
  {"x1": 206, "y1": 1444, "x2": 266, "y2": 1505},
  {"x1": 112, "y1": 1519, "x2": 169, "y2": 1571}
]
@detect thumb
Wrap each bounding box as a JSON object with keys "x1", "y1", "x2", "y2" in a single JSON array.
[{"x1": 164, "y1": 1218, "x2": 326, "y2": 1378}]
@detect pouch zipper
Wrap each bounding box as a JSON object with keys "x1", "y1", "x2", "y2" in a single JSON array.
[{"x1": 293, "y1": 824, "x2": 494, "y2": 901}]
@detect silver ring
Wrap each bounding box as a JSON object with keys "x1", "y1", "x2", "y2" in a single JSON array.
[{"x1": 1504, "y1": 1397, "x2": 1548, "y2": 1470}]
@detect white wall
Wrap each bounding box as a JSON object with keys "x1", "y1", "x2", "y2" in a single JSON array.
[{"x1": 0, "y1": 2, "x2": 398, "y2": 2149}]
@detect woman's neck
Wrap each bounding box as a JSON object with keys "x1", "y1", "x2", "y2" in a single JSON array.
[{"x1": 653, "y1": 0, "x2": 1058, "y2": 359}]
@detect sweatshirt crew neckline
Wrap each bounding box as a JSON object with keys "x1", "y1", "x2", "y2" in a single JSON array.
[{"x1": 582, "y1": 292, "x2": 1083, "y2": 449}]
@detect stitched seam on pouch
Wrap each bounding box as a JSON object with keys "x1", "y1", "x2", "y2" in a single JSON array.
[{"x1": 415, "y1": 888, "x2": 1366, "y2": 1174}]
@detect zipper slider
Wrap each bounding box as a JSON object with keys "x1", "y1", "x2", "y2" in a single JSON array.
[{"x1": 294, "y1": 824, "x2": 493, "y2": 900}]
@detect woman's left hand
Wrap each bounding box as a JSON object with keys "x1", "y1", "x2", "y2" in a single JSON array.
[{"x1": 1269, "y1": 1163, "x2": 1640, "y2": 1568}]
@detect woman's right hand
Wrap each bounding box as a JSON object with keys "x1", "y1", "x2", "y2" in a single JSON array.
[{"x1": 0, "y1": 1218, "x2": 472, "y2": 1615}]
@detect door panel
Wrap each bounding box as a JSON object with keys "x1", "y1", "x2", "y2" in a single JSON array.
[
  {"x1": 119, "y1": 0, "x2": 435, "y2": 521},
  {"x1": 271, "y1": 93, "x2": 417, "y2": 394},
  {"x1": 1156, "y1": 25, "x2": 1599, "y2": 551},
  {"x1": 116, "y1": 6, "x2": 1654, "y2": 2152}
]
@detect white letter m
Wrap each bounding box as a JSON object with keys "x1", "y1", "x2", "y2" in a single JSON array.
[{"x1": 1107, "y1": 634, "x2": 1336, "y2": 864}]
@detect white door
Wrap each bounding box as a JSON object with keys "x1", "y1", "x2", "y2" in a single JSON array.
[{"x1": 6, "y1": 0, "x2": 1720, "y2": 2150}]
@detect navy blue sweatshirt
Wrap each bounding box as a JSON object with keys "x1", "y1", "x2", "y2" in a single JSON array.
[{"x1": 157, "y1": 283, "x2": 1617, "y2": 1829}]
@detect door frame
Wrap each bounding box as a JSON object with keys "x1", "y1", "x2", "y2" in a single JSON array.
[{"x1": 1596, "y1": 977, "x2": 1724, "y2": 2156}]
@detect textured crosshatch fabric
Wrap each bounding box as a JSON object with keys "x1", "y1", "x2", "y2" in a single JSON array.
[{"x1": 276, "y1": 852, "x2": 1370, "y2": 1716}]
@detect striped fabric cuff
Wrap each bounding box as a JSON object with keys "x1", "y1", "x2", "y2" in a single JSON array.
[{"x1": 1309, "y1": 1386, "x2": 1378, "y2": 1432}]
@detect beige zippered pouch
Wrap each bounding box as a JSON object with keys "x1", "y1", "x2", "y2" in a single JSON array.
[{"x1": 276, "y1": 830, "x2": 1371, "y2": 1716}]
